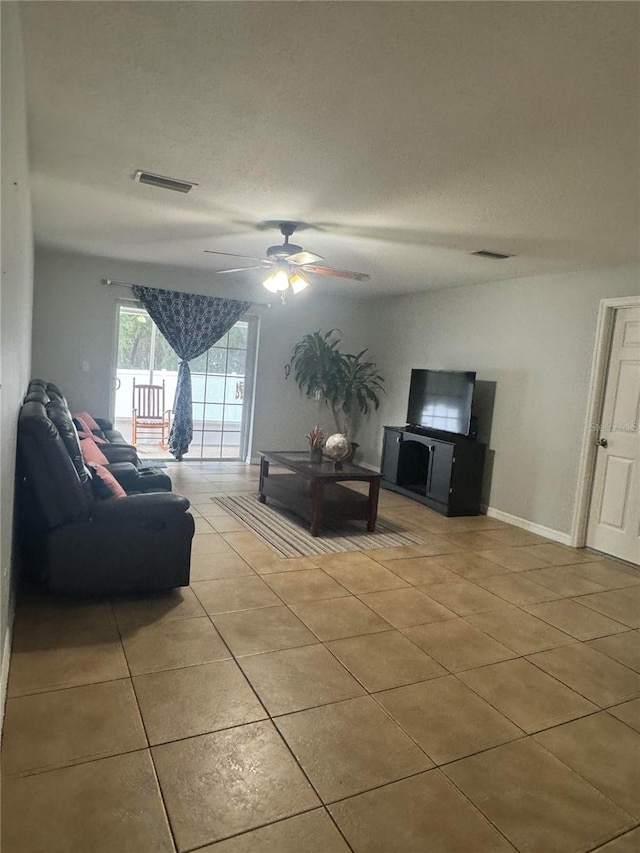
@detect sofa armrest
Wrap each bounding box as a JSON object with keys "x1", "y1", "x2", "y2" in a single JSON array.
[
  {"x1": 91, "y1": 492, "x2": 190, "y2": 524},
  {"x1": 101, "y1": 444, "x2": 139, "y2": 464}
]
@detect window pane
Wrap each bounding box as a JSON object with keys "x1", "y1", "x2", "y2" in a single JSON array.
[
  {"x1": 226, "y1": 349, "x2": 246, "y2": 375},
  {"x1": 221, "y1": 433, "x2": 241, "y2": 457},
  {"x1": 207, "y1": 349, "x2": 227, "y2": 372},
  {"x1": 190, "y1": 351, "x2": 208, "y2": 373},
  {"x1": 212, "y1": 332, "x2": 229, "y2": 348},
  {"x1": 191, "y1": 374, "x2": 207, "y2": 403},
  {"x1": 192, "y1": 402, "x2": 205, "y2": 422},
  {"x1": 204, "y1": 377, "x2": 225, "y2": 403},
  {"x1": 204, "y1": 403, "x2": 224, "y2": 424},
  {"x1": 118, "y1": 312, "x2": 152, "y2": 370},
  {"x1": 202, "y1": 432, "x2": 222, "y2": 457},
  {"x1": 228, "y1": 324, "x2": 248, "y2": 349}
]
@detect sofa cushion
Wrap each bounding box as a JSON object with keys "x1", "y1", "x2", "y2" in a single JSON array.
[
  {"x1": 73, "y1": 410, "x2": 102, "y2": 432},
  {"x1": 79, "y1": 434, "x2": 109, "y2": 465},
  {"x1": 46, "y1": 401, "x2": 91, "y2": 487},
  {"x1": 87, "y1": 463, "x2": 126, "y2": 499}
]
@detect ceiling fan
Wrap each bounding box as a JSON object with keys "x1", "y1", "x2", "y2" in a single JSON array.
[{"x1": 204, "y1": 222, "x2": 370, "y2": 302}]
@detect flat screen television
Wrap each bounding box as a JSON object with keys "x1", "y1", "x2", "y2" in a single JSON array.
[{"x1": 406, "y1": 369, "x2": 476, "y2": 436}]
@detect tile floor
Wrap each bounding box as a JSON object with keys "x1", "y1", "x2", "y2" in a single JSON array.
[{"x1": 2, "y1": 461, "x2": 640, "y2": 853}]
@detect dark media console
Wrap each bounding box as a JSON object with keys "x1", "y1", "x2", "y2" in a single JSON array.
[{"x1": 380, "y1": 426, "x2": 486, "y2": 516}]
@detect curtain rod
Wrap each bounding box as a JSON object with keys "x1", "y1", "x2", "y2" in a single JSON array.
[{"x1": 101, "y1": 278, "x2": 273, "y2": 308}]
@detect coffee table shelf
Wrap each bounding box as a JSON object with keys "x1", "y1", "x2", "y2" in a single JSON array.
[{"x1": 259, "y1": 451, "x2": 381, "y2": 537}]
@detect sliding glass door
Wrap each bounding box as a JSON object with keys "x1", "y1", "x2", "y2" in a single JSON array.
[{"x1": 114, "y1": 303, "x2": 257, "y2": 460}]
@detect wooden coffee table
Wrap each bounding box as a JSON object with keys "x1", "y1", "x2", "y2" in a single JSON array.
[{"x1": 259, "y1": 451, "x2": 381, "y2": 537}]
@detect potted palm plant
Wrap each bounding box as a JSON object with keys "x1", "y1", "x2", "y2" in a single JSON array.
[{"x1": 288, "y1": 329, "x2": 385, "y2": 451}]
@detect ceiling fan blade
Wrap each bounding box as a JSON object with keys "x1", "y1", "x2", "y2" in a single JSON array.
[
  {"x1": 204, "y1": 250, "x2": 268, "y2": 263},
  {"x1": 301, "y1": 264, "x2": 370, "y2": 282},
  {"x1": 216, "y1": 264, "x2": 272, "y2": 274},
  {"x1": 286, "y1": 251, "x2": 324, "y2": 265}
]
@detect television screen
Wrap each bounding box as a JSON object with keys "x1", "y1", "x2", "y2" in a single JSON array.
[{"x1": 406, "y1": 369, "x2": 476, "y2": 435}]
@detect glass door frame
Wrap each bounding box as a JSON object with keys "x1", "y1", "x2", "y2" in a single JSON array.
[{"x1": 110, "y1": 298, "x2": 259, "y2": 461}]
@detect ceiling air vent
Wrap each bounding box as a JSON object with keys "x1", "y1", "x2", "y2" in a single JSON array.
[
  {"x1": 134, "y1": 170, "x2": 197, "y2": 193},
  {"x1": 472, "y1": 250, "x2": 514, "y2": 260}
]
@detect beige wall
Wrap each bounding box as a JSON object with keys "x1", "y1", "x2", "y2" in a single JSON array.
[
  {"x1": 1, "y1": 3, "x2": 34, "y2": 719},
  {"x1": 357, "y1": 264, "x2": 640, "y2": 538},
  {"x1": 31, "y1": 248, "x2": 378, "y2": 459},
  {"x1": 32, "y1": 250, "x2": 640, "y2": 541}
]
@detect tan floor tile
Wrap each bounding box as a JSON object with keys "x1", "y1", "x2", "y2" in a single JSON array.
[
  {"x1": 276, "y1": 695, "x2": 432, "y2": 802},
  {"x1": 577, "y1": 587, "x2": 640, "y2": 629},
  {"x1": 525, "y1": 542, "x2": 595, "y2": 566},
  {"x1": 527, "y1": 643, "x2": 640, "y2": 707},
  {"x1": 474, "y1": 572, "x2": 560, "y2": 605},
  {"x1": 379, "y1": 556, "x2": 461, "y2": 585},
  {"x1": 197, "y1": 809, "x2": 351, "y2": 853},
  {"x1": 329, "y1": 769, "x2": 516, "y2": 853},
  {"x1": 262, "y1": 569, "x2": 350, "y2": 603},
  {"x1": 189, "y1": 551, "x2": 256, "y2": 581},
  {"x1": 122, "y1": 616, "x2": 230, "y2": 675},
  {"x1": 520, "y1": 543, "x2": 604, "y2": 566},
  {"x1": 133, "y1": 659, "x2": 266, "y2": 744},
  {"x1": 206, "y1": 514, "x2": 247, "y2": 533},
  {"x1": 222, "y1": 531, "x2": 275, "y2": 556},
  {"x1": 11, "y1": 596, "x2": 118, "y2": 648},
  {"x1": 327, "y1": 631, "x2": 446, "y2": 692},
  {"x1": 194, "y1": 516, "x2": 217, "y2": 534},
  {"x1": 192, "y1": 576, "x2": 282, "y2": 614},
  {"x1": 377, "y1": 676, "x2": 522, "y2": 764},
  {"x1": 608, "y1": 699, "x2": 640, "y2": 733},
  {"x1": 7, "y1": 636, "x2": 129, "y2": 697},
  {"x1": 588, "y1": 631, "x2": 640, "y2": 672},
  {"x1": 290, "y1": 596, "x2": 389, "y2": 641},
  {"x1": 561, "y1": 561, "x2": 640, "y2": 590},
  {"x1": 439, "y1": 530, "x2": 507, "y2": 550},
  {"x1": 403, "y1": 618, "x2": 516, "y2": 672},
  {"x1": 408, "y1": 536, "x2": 467, "y2": 556},
  {"x1": 1, "y1": 750, "x2": 174, "y2": 853},
  {"x1": 418, "y1": 578, "x2": 509, "y2": 615},
  {"x1": 534, "y1": 713, "x2": 640, "y2": 818},
  {"x1": 191, "y1": 500, "x2": 237, "y2": 517},
  {"x1": 521, "y1": 565, "x2": 609, "y2": 596},
  {"x1": 466, "y1": 606, "x2": 574, "y2": 655},
  {"x1": 476, "y1": 528, "x2": 549, "y2": 547},
  {"x1": 525, "y1": 599, "x2": 628, "y2": 640},
  {"x1": 112, "y1": 586, "x2": 205, "y2": 632},
  {"x1": 477, "y1": 547, "x2": 553, "y2": 571},
  {"x1": 444, "y1": 739, "x2": 634, "y2": 853},
  {"x1": 427, "y1": 551, "x2": 512, "y2": 579},
  {"x1": 238, "y1": 644, "x2": 365, "y2": 715},
  {"x1": 314, "y1": 551, "x2": 391, "y2": 573},
  {"x1": 2, "y1": 679, "x2": 146, "y2": 776},
  {"x1": 321, "y1": 560, "x2": 410, "y2": 594},
  {"x1": 152, "y1": 721, "x2": 320, "y2": 850},
  {"x1": 359, "y1": 587, "x2": 456, "y2": 628},
  {"x1": 212, "y1": 605, "x2": 316, "y2": 655},
  {"x1": 458, "y1": 658, "x2": 598, "y2": 733},
  {"x1": 590, "y1": 827, "x2": 640, "y2": 853},
  {"x1": 191, "y1": 532, "x2": 237, "y2": 556},
  {"x1": 250, "y1": 555, "x2": 320, "y2": 574}
]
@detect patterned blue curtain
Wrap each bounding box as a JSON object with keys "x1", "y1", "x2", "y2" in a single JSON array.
[{"x1": 131, "y1": 286, "x2": 251, "y2": 460}]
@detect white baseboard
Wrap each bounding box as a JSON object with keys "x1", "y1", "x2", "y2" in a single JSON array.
[{"x1": 486, "y1": 507, "x2": 572, "y2": 546}]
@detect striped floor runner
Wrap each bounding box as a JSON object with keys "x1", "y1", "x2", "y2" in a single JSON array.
[{"x1": 213, "y1": 493, "x2": 423, "y2": 557}]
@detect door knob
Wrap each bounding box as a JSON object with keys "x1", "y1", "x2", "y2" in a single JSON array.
[{"x1": 596, "y1": 438, "x2": 608, "y2": 448}]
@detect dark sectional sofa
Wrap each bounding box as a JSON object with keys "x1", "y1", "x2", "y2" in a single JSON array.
[{"x1": 16, "y1": 380, "x2": 194, "y2": 595}]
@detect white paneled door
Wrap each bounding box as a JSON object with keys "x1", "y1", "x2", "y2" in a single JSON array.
[{"x1": 587, "y1": 306, "x2": 640, "y2": 564}]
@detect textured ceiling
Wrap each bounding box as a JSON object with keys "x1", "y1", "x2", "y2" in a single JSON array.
[{"x1": 18, "y1": 1, "x2": 640, "y2": 297}]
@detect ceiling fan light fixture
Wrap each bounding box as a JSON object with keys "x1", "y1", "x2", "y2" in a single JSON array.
[
  {"x1": 263, "y1": 269, "x2": 290, "y2": 293},
  {"x1": 289, "y1": 271, "x2": 310, "y2": 294}
]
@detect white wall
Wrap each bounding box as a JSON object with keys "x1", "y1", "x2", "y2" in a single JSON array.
[
  {"x1": 31, "y1": 248, "x2": 377, "y2": 459},
  {"x1": 358, "y1": 264, "x2": 640, "y2": 538},
  {"x1": 1, "y1": 3, "x2": 34, "y2": 723}
]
